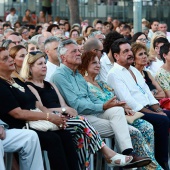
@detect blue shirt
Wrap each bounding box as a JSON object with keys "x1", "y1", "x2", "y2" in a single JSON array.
[{"x1": 50, "y1": 64, "x2": 104, "y2": 115}]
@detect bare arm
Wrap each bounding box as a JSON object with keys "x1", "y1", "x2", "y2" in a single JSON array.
[{"x1": 147, "y1": 71, "x2": 165, "y2": 99}]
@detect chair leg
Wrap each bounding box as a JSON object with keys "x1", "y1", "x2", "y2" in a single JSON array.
[
  {"x1": 5, "y1": 153, "x2": 13, "y2": 170},
  {"x1": 43, "y1": 151, "x2": 50, "y2": 170},
  {"x1": 90, "y1": 154, "x2": 94, "y2": 170}
]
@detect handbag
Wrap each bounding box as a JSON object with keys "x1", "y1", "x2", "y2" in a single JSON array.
[
  {"x1": 159, "y1": 98, "x2": 170, "y2": 110},
  {"x1": 26, "y1": 108, "x2": 59, "y2": 131},
  {"x1": 125, "y1": 112, "x2": 144, "y2": 124}
]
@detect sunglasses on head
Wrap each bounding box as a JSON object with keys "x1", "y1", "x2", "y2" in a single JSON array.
[{"x1": 29, "y1": 51, "x2": 43, "y2": 55}]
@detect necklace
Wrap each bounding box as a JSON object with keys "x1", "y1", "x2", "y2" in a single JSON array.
[{"x1": 0, "y1": 76, "x2": 25, "y2": 93}]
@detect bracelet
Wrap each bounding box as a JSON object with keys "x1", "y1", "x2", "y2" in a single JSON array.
[
  {"x1": 155, "y1": 108, "x2": 163, "y2": 112},
  {"x1": 46, "y1": 113, "x2": 49, "y2": 121}
]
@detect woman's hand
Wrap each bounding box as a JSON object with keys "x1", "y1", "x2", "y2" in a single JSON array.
[
  {"x1": 50, "y1": 113, "x2": 68, "y2": 129},
  {"x1": 63, "y1": 107, "x2": 78, "y2": 117},
  {"x1": 124, "y1": 109, "x2": 135, "y2": 116},
  {"x1": 103, "y1": 96, "x2": 126, "y2": 110}
]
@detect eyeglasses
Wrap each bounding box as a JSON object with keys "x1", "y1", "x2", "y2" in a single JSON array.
[
  {"x1": 22, "y1": 31, "x2": 28, "y2": 35},
  {"x1": 95, "y1": 49, "x2": 104, "y2": 54},
  {"x1": 137, "y1": 38, "x2": 148, "y2": 43}
]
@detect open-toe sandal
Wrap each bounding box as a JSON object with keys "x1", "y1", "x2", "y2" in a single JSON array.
[{"x1": 106, "y1": 153, "x2": 133, "y2": 167}]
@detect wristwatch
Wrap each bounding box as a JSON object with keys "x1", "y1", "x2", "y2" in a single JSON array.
[{"x1": 61, "y1": 107, "x2": 66, "y2": 114}]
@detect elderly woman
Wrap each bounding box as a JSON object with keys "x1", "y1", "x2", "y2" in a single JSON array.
[
  {"x1": 131, "y1": 43, "x2": 165, "y2": 100},
  {"x1": 19, "y1": 51, "x2": 133, "y2": 169},
  {"x1": 78, "y1": 51, "x2": 162, "y2": 170},
  {"x1": 155, "y1": 43, "x2": 170, "y2": 98},
  {"x1": 0, "y1": 47, "x2": 80, "y2": 170},
  {"x1": 69, "y1": 29, "x2": 80, "y2": 40}
]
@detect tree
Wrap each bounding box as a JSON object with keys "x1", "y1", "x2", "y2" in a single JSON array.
[{"x1": 67, "y1": 0, "x2": 80, "y2": 25}]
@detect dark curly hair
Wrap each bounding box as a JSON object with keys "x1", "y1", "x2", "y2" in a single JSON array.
[
  {"x1": 103, "y1": 31, "x2": 123, "y2": 54},
  {"x1": 78, "y1": 51, "x2": 98, "y2": 76}
]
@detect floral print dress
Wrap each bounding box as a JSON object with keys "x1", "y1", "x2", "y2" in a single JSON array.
[{"x1": 87, "y1": 81, "x2": 162, "y2": 170}]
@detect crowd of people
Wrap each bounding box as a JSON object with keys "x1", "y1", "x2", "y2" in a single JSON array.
[{"x1": 0, "y1": 5, "x2": 170, "y2": 170}]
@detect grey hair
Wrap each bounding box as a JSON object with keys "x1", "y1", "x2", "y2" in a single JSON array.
[
  {"x1": 44, "y1": 36, "x2": 61, "y2": 50},
  {"x1": 88, "y1": 31, "x2": 103, "y2": 38},
  {"x1": 4, "y1": 28, "x2": 14, "y2": 37},
  {"x1": 57, "y1": 39, "x2": 77, "y2": 63}
]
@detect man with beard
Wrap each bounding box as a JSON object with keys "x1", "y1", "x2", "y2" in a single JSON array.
[{"x1": 107, "y1": 38, "x2": 170, "y2": 170}]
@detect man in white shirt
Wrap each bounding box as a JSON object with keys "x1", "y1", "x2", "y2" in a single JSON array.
[
  {"x1": 148, "y1": 37, "x2": 169, "y2": 77},
  {"x1": 107, "y1": 38, "x2": 170, "y2": 170},
  {"x1": 44, "y1": 36, "x2": 61, "y2": 81},
  {"x1": 6, "y1": 8, "x2": 18, "y2": 28}
]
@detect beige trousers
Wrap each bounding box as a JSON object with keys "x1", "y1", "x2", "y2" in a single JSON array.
[{"x1": 83, "y1": 106, "x2": 133, "y2": 152}]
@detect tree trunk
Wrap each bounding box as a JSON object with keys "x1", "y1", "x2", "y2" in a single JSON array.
[{"x1": 67, "y1": 0, "x2": 80, "y2": 25}]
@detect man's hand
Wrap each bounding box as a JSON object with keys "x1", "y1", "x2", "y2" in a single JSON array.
[
  {"x1": 0, "y1": 126, "x2": 6, "y2": 140},
  {"x1": 157, "y1": 111, "x2": 167, "y2": 116},
  {"x1": 103, "y1": 96, "x2": 126, "y2": 110}
]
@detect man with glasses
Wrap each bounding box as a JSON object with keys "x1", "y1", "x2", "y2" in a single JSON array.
[
  {"x1": 107, "y1": 38, "x2": 170, "y2": 170},
  {"x1": 50, "y1": 38, "x2": 152, "y2": 169}
]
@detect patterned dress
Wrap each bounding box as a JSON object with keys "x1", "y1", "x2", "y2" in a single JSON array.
[
  {"x1": 87, "y1": 81, "x2": 162, "y2": 170},
  {"x1": 155, "y1": 67, "x2": 170, "y2": 92}
]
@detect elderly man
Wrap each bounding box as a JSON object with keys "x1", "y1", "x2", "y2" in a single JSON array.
[
  {"x1": 50, "y1": 39, "x2": 151, "y2": 169},
  {"x1": 0, "y1": 120, "x2": 44, "y2": 170},
  {"x1": 107, "y1": 38, "x2": 170, "y2": 170}
]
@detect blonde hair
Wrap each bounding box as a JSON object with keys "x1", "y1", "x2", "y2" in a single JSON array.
[
  {"x1": 20, "y1": 52, "x2": 45, "y2": 80},
  {"x1": 149, "y1": 31, "x2": 166, "y2": 58}
]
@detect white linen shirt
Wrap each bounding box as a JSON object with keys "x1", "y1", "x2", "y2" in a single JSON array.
[
  {"x1": 45, "y1": 61, "x2": 59, "y2": 82},
  {"x1": 107, "y1": 63, "x2": 158, "y2": 111},
  {"x1": 98, "y1": 53, "x2": 114, "y2": 82}
]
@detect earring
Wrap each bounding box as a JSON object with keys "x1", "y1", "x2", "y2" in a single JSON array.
[{"x1": 85, "y1": 70, "x2": 88, "y2": 76}]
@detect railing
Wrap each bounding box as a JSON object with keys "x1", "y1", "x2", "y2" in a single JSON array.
[{"x1": 2, "y1": 0, "x2": 170, "y2": 29}]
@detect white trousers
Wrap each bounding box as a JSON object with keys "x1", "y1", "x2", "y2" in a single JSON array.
[
  {"x1": 84, "y1": 106, "x2": 133, "y2": 152},
  {"x1": 0, "y1": 129, "x2": 44, "y2": 170}
]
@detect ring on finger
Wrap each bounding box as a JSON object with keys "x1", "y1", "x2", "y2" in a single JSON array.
[{"x1": 59, "y1": 124, "x2": 62, "y2": 128}]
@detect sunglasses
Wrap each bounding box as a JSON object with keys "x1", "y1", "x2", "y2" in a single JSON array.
[{"x1": 29, "y1": 51, "x2": 44, "y2": 56}]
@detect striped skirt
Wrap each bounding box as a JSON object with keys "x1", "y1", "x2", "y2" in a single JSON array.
[{"x1": 66, "y1": 115, "x2": 105, "y2": 170}]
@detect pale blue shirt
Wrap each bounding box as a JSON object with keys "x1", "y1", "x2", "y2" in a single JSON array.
[{"x1": 50, "y1": 64, "x2": 104, "y2": 115}]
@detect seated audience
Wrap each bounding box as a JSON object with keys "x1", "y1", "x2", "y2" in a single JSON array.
[
  {"x1": 20, "y1": 51, "x2": 134, "y2": 169},
  {"x1": 156, "y1": 43, "x2": 170, "y2": 98},
  {"x1": 50, "y1": 39, "x2": 151, "y2": 169},
  {"x1": 78, "y1": 51, "x2": 162, "y2": 170},
  {"x1": 107, "y1": 38, "x2": 170, "y2": 170},
  {"x1": 0, "y1": 47, "x2": 79, "y2": 170}
]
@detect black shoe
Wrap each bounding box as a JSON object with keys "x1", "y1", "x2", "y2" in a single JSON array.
[{"x1": 123, "y1": 152, "x2": 151, "y2": 169}]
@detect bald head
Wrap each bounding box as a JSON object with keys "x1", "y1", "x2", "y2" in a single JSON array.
[
  {"x1": 84, "y1": 38, "x2": 103, "y2": 58},
  {"x1": 84, "y1": 38, "x2": 101, "y2": 52}
]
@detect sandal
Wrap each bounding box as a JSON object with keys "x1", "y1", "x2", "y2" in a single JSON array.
[{"x1": 106, "y1": 153, "x2": 133, "y2": 167}]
